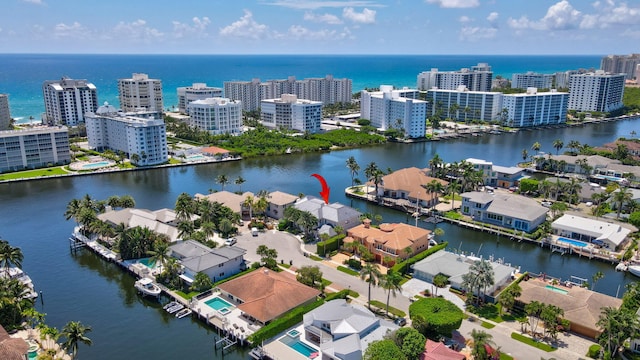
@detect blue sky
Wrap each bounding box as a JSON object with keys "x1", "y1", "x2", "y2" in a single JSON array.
[{"x1": 1, "y1": 0, "x2": 638, "y2": 54}]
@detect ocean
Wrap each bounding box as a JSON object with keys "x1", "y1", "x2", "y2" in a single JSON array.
[{"x1": 0, "y1": 54, "x2": 602, "y2": 122}]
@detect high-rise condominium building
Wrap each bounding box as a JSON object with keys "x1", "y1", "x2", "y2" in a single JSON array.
[
  {"x1": 511, "y1": 72, "x2": 554, "y2": 89},
  {"x1": 0, "y1": 94, "x2": 11, "y2": 130},
  {"x1": 601, "y1": 54, "x2": 640, "y2": 80},
  {"x1": 360, "y1": 85, "x2": 427, "y2": 138},
  {"x1": 503, "y1": 88, "x2": 568, "y2": 128},
  {"x1": 568, "y1": 71, "x2": 625, "y2": 112},
  {"x1": 260, "y1": 94, "x2": 322, "y2": 133},
  {"x1": 118, "y1": 73, "x2": 163, "y2": 114},
  {"x1": 0, "y1": 126, "x2": 71, "y2": 172},
  {"x1": 85, "y1": 103, "x2": 168, "y2": 166},
  {"x1": 187, "y1": 98, "x2": 243, "y2": 135},
  {"x1": 42, "y1": 78, "x2": 98, "y2": 126},
  {"x1": 225, "y1": 75, "x2": 352, "y2": 112},
  {"x1": 177, "y1": 83, "x2": 223, "y2": 114},
  {"x1": 426, "y1": 86, "x2": 503, "y2": 123},
  {"x1": 417, "y1": 63, "x2": 493, "y2": 92}
]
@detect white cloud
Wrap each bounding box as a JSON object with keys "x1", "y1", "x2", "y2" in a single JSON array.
[
  {"x1": 266, "y1": 1, "x2": 382, "y2": 10},
  {"x1": 459, "y1": 16, "x2": 471, "y2": 23},
  {"x1": 425, "y1": 0, "x2": 479, "y2": 8},
  {"x1": 286, "y1": 25, "x2": 352, "y2": 40},
  {"x1": 621, "y1": 28, "x2": 640, "y2": 38},
  {"x1": 508, "y1": 1, "x2": 582, "y2": 31},
  {"x1": 459, "y1": 26, "x2": 497, "y2": 41},
  {"x1": 22, "y1": 0, "x2": 44, "y2": 4},
  {"x1": 582, "y1": 1, "x2": 640, "y2": 29},
  {"x1": 304, "y1": 12, "x2": 343, "y2": 24},
  {"x1": 110, "y1": 19, "x2": 164, "y2": 42},
  {"x1": 172, "y1": 17, "x2": 211, "y2": 38},
  {"x1": 342, "y1": 7, "x2": 376, "y2": 24},
  {"x1": 220, "y1": 10, "x2": 269, "y2": 39},
  {"x1": 487, "y1": 12, "x2": 499, "y2": 24},
  {"x1": 53, "y1": 22, "x2": 90, "y2": 39}
]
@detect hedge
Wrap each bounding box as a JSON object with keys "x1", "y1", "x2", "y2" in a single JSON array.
[
  {"x1": 316, "y1": 234, "x2": 346, "y2": 257},
  {"x1": 391, "y1": 242, "x2": 448, "y2": 274},
  {"x1": 248, "y1": 289, "x2": 349, "y2": 345}
]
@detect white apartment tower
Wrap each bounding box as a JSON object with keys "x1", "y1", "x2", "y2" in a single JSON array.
[
  {"x1": 503, "y1": 88, "x2": 568, "y2": 128},
  {"x1": 0, "y1": 127, "x2": 71, "y2": 172},
  {"x1": 118, "y1": 73, "x2": 163, "y2": 114},
  {"x1": 177, "y1": 83, "x2": 223, "y2": 114},
  {"x1": 86, "y1": 103, "x2": 168, "y2": 166},
  {"x1": 260, "y1": 94, "x2": 322, "y2": 133},
  {"x1": 0, "y1": 94, "x2": 11, "y2": 130},
  {"x1": 426, "y1": 86, "x2": 503, "y2": 123},
  {"x1": 187, "y1": 98, "x2": 243, "y2": 135},
  {"x1": 225, "y1": 75, "x2": 352, "y2": 112},
  {"x1": 42, "y1": 78, "x2": 98, "y2": 126},
  {"x1": 568, "y1": 71, "x2": 625, "y2": 112},
  {"x1": 360, "y1": 85, "x2": 427, "y2": 138},
  {"x1": 511, "y1": 72, "x2": 554, "y2": 89},
  {"x1": 601, "y1": 54, "x2": 640, "y2": 80},
  {"x1": 417, "y1": 63, "x2": 493, "y2": 92}
]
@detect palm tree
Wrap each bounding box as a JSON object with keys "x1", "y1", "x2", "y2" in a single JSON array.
[
  {"x1": 346, "y1": 156, "x2": 360, "y2": 187},
  {"x1": 567, "y1": 140, "x2": 581, "y2": 155},
  {"x1": 364, "y1": 162, "x2": 383, "y2": 202},
  {"x1": 521, "y1": 148, "x2": 528, "y2": 162},
  {"x1": 471, "y1": 259, "x2": 495, "y2": 303},
  {"x1": 61, "y1": 321, "x2": 92, "y2": 360},
  {"x1": 531, "y1": 142, "x2": 541, "y2": 155},
  {"x1": 424, "y1": 179, "x2": 444, "y2": 214},
  {"x1": 471, "y1": 329, "x2": 497, "y2": 360},
  {"x1": 429, "y1": 154, "x2": 444, "y2": 178},
  {"x1": 216, "y1": 174, "x2": 229, "y2": 191},
  {"x1": 64, "y1": 198, "x2": 82, "y2": 225},
  {"x1": 379, "y1": 271, "x2": 402, "y2": 316},
  {"x1": 360, "y1": 262, "x2": 382, "y2": 311},
  {"x1": 613, "y1": 187, "x2": 633, "y2": 219},
  {"x1": 553, "y1": 139, "x2": 564, "y2": 155},
  {"x1": 591, "y1": 271, "x2": 604, "y2": 291},
  {"x1": 445, "y1": 181, "x2": 461, "y2": 211},
  {"x1": 130, "y1": 153, "x2": 140, "y2": 165},
  {"x1": 597, "y1": 306, "x2": 640, "y2": 359},
  {"x1": 234, "y1": 176, "x2": 246, "y2": 193},
  {"x1": 146, "y1": 241, "x2": 170, "y2": 270},
  {"x1": 0, "y1": 240, "x2": 23, "y2": 276},
  {"x1": 174, "y1": 192, "x2": 194, "y2": 222}
]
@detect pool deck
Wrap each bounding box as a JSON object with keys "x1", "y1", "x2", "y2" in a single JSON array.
[
  {"x1": 261, "y1": 325, "x2": 319, "y2": 360},
  {"x1": 192, "y1": 291, "x2": 258, "y2": 339}
]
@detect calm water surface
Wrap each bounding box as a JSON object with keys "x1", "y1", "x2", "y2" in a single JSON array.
[{"x1": 0, "y1": 119, "x2": 638, "y2": 359}]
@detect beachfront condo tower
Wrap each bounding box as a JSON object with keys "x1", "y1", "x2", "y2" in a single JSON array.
[
  {"x1": 118, "y1": 73, "x2": 163, "y2": 115},
  {"x1": 503, "y1": 88, "x2": 568, "y2": 127},
  {"x1": 42, "y1": 78, "x2": 98, "y2": 126},
  {"x1": 187, "y1": 97, "x2": 243, "y2": 135},
  {"x1": 177, "y1": 83, "x2": 223, "y2": 114},
  {"x1": 360, "y1": 85, "x2": 427, "y2": 138},
  {"x1": 0, "y1": 126, "x2": 71, "y2": 172},
  {"x1": 417, "y1": 63, "x2": 493, "y2": 92},
  {"x1": 601, "y1": 54, "x2": 640, "y2": 80},
  {"x1": 260, "y1": 94, "x2": 322, "y2": 133},
  {"x1": 568, "y1": 71, "x2": 625, "y2": 113},
  {"x1": 0, "y1": 94, "x2": 10, "y2": 130},
  {"x1": 511, "y1": 72, "x2": 555, "y2": 89}
]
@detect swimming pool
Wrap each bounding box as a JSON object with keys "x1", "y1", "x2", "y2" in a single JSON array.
[
  {"x1": 139, "y1": 258, "x2": 156, "y2": 268},
  {"x1": 557, "y1": 237, "x2": 587, "y2": 248},
  {"x1": 545, "y1": 285, "x2": 568, "y2": 295},
  {"x1": 280, "y1": 334, "x2": 318, "y2": 358},
  {"x1": 186, "y1": 154, "x2": 206, "y2": 161},
  {"x1": 82, "y1": 161, "x2": 112, "y2": 169},
  {"x1": 205, "y1": 297, "x2": 233, "y2": 312}
]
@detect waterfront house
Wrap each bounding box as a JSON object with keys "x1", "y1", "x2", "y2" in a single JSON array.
[
  {"x1": 378, "y1": 167, "x2": 448, "y2": 211},
  {"x1": 551, "y1": 214, "x2": 632, "y2": 250},
  {"x1": 460, "y1": 191, "x2": 548, "y2": 232},
  {"x1": 421, "y1": 339, "x2": 466, "y2": 360},
  {"x1": 200, "y1": 146, "x2": 231, "y2": 159},
  {"x1": 517, "y1": 277, "x2": 622, "y2": 339},
  {"x1": 600, "y1": 139, "x2": 640, "y2": 159},
  {"x1": 631, "y1": 308, "x2": 640, "y2": 354},
  {"x1": 169, "y1": 240, "x2": 246, "y2": 284},
  {"x1": 98, "y1": 207, "x2": 189, "y2": 242},
  {"x1": 412, "y1": 250, "x2": 516, "y2": 298},
  {"x1": 216, "y1": 268, "x2": 320, "y2": 325},
  {"x1": 302, "y1": 299, "x2": 398, "y2": 360},
  {"x1": 266, "y1": 191, "x2": 299, "y2": 219},
  {"x1": 293, "y1": 196, "x2": 362, "y2": 231},
  {"x1": 345, "y1": 220, "x2": 431, "y2": 265},
  {"x1": 194, "y1": 190, "x2": 254, "y2": 219},
  {"x1": 535, "y1": 154, "x2": 616, "y2": 175},
  {"x1": 464, "y1": 158, "x2": 524, "y2": 188}
]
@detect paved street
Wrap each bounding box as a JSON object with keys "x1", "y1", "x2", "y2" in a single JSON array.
[{"x1": 231, "y1": 226, "x2": 595, "y2": 360}]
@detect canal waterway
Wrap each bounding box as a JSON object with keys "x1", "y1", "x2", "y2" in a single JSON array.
[{"x1": 0, "y1": 118, "x2": 638, "y2": 359}]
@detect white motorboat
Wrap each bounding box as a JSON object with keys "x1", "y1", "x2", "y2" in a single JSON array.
[
  {"x1": 167, "y1": 303, "x2": 184, "y2": 314},
  {"x1": 628, "y1": 265, "x2": 640, "y2": 277},
  {"x1": 163, "y1": 301, "x2": 178, "y2": 310},
  {"x1": 175, "y1": 308, "x2": 192, "y2": 319},
  {"x1": 134, "y1": 278, "x2": 161, "y2": 298}
]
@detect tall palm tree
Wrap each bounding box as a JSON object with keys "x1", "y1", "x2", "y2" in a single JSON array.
[
  {"x1": 429, "y1": 154, "x2": 444, "y2": 178},
  {"x1": 597, "y1": 306, "x2": 640, "y2": 359},
  {"x1": 521, "y1": 148, "x2": 528, "y2": 162},
  {"x1": 216, "y1": 174, "x2": 229, "y2": 191},
  {"x1": 174, "y1": 192, "x2": 194, "y2": 222},
  {"x1": 61, "y1": 321, "x2": 93, "y2": 360},
  {"x1": 445, "y1": 181, "x2": 461, "y2": 211},
  {"x1": 234, "y1": 176, "x2": 246, "y2": 193},
  {"x1": 0, "y1": 240, "x2": 23, "y2": 276},
  {"x1": 567, "y1": 140, "x2": 581, "y2": 155},
  {"x1": 424, "y1": 179, "x2": 444, "y2": 214},
  {"x1": 365, "y1": 162, "x2": 384, "y2": 202},
  {"x1": 531, "y1": 142, "x2": 541, "y2": 155},
  {"x1": 613, "y1": 187, "x2": 633, "y2": 219},
  {"x1": 346, "y1": 156, "x2": 360, "y2": 187},
  {"x1": 379, "y1": 271, "x2": 402, "y2": 316},
  {"x1": 471, "y1": 329, "x2": 498, "y2": 360},
  {"x1": 360, "y1": 262, "x2": 382, "y2": 311},
  {"x1": 146, "y1": 241, "x2": 170, "y2": 270},
  {"x1": 64, "y1": 198, "x2": 82, "y2": 225},
  {"x1": 553, "y1": 139, "x2": 564, "y2": 155}
]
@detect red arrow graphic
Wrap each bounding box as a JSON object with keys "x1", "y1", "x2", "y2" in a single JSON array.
[{"x1": 311, "y1": 173, "x2": 330, "y2": 204}]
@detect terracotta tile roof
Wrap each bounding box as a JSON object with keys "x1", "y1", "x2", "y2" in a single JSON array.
[
  {"x1": 217, "y1": 268, "x2": 321, "y2": 323},
  {"x1": 348, "y1": 223, "x2": 431, "y2": 251},
  {"x1": 518, "y1": 278, "x2": 622, "y2": 335},
  {"x1": 379, "y1": 167, "x2": 448, "y2": 202},
  {"x1": 0, "y1": 326, "x2": 28, "y2": 360},
  {"x1": 201, "y1": 146, "x2": 230, "y2": 155},
  {"x1": 194, "y1": 191, "x2": 254, "y2": 213},
  {"x1": 421, "y1": 340, "x2": 466, "y2": 360}
]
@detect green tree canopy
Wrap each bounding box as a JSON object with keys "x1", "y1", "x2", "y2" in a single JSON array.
[
  {"x1": 409, "y1": 297, "x2": 463, "y2": 339},
  {"x1": 363, "y1": 339, "x2": 407, "y2": 360},
  {"x1": 296, "y1": 266, "x2": 323, "y2": 290}
]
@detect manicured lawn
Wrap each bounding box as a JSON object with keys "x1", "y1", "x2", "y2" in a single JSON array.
[
  {"x1": 469, "y1": 304, "x2": 505, "y2": 323},
  {"x1": 347, "y1": 290, "x2": 360, "y2": 298},
  {"x1": 321, "y1": 278, "x2": 332, "y2": 287},
  {"x1": 337, "y1": 266, "x2": 359, "y2": 276},
  {"x1": 175, "y1": 290, "x2": 199, "y2": 300},
  {"x1": 168, "y1": 158, "x2": 182, "y2": 164},
  {"x1": 369, "y1": 300, "x2": 406, "y2": 317},
  {"x1": 510, "y1": 333, "x2": 556, "y2": 352},
  {"x1": 309, "y1": 254, "x2": 323, "y2": 261},
  {"x1": 443, "y1": 211, "x2": 463, "y2": 220},
  {"x1": 481, "y1": 321, "x2": 495, "y2": 329},
  {"x1": 500, "y1": 353, "x2": 514, "y2": 360},
  {"x1": 0, "y1": 167, "x2": 68, "y2": 181}
]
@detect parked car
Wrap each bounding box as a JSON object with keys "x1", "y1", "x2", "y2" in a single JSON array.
[
  {"x1": 394, "y1": 317, "x2": 407, "y2": 326},
  {"x1": 224, "y1": 238, "x2": 237, "y2": 246},
  {"x1": 541, "y1": 201, "x2": 552, "y2": 207},
  {"x1": 251, "y1": 227, "x2": 258, "y2": 236}
]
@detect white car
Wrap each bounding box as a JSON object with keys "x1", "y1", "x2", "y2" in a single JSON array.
[
  {"x1": 541, "y1": 201, "x2": 552, "y2": 207},
  {"x1": 224, "y1": 238, "x2": 237, "y2": 246}
]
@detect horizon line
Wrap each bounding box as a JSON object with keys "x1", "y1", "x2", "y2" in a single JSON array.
[{"x1": 0, "y1": 52, "x2": 606, "y2": 57}]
